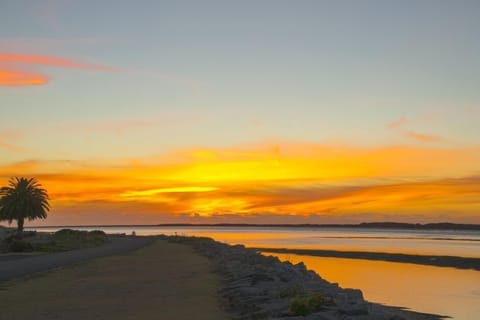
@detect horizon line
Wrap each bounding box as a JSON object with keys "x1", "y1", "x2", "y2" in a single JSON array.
[{"x1": 17, "y1": 221, "x2": 480, "y2": 230}]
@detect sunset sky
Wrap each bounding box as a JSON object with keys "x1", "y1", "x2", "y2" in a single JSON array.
[{"x1": 1, "y1": 1, "x2": 479, "y2": 225}]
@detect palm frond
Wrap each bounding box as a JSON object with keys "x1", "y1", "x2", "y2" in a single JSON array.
[{"x1": 0, "y1": 177, "x2": 50, "y2": 225}]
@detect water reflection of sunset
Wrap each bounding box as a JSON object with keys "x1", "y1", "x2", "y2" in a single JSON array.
[
  {"x1": 178, "y1": 229, "x2": 480, "y2": 258},
  {"x1": 269, "y1": 254, "x2": 480, "y2": 320}
]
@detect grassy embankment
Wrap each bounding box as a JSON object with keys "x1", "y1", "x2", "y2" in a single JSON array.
[{"x1": 1, "y1": 229, "x2": 108, "y2": 253}]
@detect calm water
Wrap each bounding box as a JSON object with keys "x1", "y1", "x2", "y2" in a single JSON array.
[
  {"x1": 270, "y1": 253, "x2": 480, "y2": 320},
  {"x1": 29, "y1": 226, "x2": 480, "y2": 319}
]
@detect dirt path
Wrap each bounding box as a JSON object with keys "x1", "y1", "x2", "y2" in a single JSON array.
[
  {"x1": 0, "y1": 236, "x2": 153, "y2": 283},
  {"x1": 0, "y1": 240, "x2": 228, "y2": 320}
]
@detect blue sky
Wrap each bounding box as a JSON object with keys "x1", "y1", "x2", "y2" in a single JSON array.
[
  {"x1": 2, "y1": 1, "x2": 479, "y2": 162},
  {"x1": 1, "y1": 1, "x2": 480, "y2": 225}
]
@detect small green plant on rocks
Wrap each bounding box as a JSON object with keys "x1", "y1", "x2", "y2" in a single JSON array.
[{"x1": 289, "y1": 292, "x2": 325, "y2": 316}]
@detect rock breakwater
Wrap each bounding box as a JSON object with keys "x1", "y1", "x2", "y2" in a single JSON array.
[{"x1": 170, "y1": 236, "x2": 444, "y2": 320}]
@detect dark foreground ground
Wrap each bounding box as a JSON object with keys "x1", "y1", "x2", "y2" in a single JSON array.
[{"x1": 0, "y1": 239, "x2": 228, "y2": 320}]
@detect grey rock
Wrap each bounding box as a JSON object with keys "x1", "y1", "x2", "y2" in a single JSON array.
[
  {"x1": 305, "y1": 310, "x2": 338, "y2": 320},
  {"x1": 170, "y1": 236, "x2": 439, "y2": 320}
]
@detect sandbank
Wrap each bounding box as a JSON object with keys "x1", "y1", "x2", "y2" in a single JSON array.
[{"x1": 254, "y1": 247, "x2": 480, "y2": 270}]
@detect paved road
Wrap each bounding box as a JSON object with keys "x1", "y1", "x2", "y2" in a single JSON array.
[{"x1": 0, "y1": 236, "x2": 153, "y2": 283}]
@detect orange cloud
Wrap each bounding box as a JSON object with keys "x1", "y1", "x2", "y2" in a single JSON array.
[
  {"x1": 0, "y1": 54, "x2": 113, "y2": 70},
  {"x1": 0, "y1": 141, "x2": 23, "y2": 152},
  {"x1": 405, "y1": 131, "x2": 442, "y2": 143},
  {"x1": 1, "y1": 142, "x2": 479, "y2": 224},
  {"x1": 387, "y1": 117, "x2": 442, "y2": 143},
  {"x1": 0, "y1": 53, "x2": 113, "y2": 86},
  {"x1": 121, "y1": 186, "x2": 218, "y2": 199},
  {"x1": 0, "y1": 69, "x2": 47, "y2": 85},
  {"x1": 387, "y1": 117, "x2": 407, "y2": 129},
  {"x1": 0, "y1": 129, "x2": 25, "y2": 152}
]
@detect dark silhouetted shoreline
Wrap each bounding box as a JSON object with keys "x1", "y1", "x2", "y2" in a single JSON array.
[
  {"x1": 26, "y1": 222, "x2": 480, "y2": 231},
  {"x1": 257, "y1": 247, "x2": 480, "y2": 271}
]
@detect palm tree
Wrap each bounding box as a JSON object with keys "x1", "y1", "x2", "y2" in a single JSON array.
[{"x1": 0, "y1": 177, "x2": 50, "y2": 234}]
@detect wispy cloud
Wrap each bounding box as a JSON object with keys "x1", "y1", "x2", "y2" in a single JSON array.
[
  {"x1": 0, "y1": 129, "x2": 26, "y2": 152},
  {"x1": 387, "y1": 117, "x2": 407, "y2": 129},
  {"x1": 387, "y1": 117, "x2": 442, "y2": 143},
  {"x1": 0, "y1": 54, "x2": 113, "y2": 70},
  {"x1": 0, "y1": 66, "x2": 47, "y2": 85},
  {"x1": 121, "y1": 186, "x2": 218, "y2": 198},
  {"x1": 0, "y1": 141, "x2": 23, "y2": 152},
  {"x1": 0, "y1": 53, "x2": 113, "y2": 86},
  {"x1": 405, "y1": 131, "x2": 442, "y2": 142}
]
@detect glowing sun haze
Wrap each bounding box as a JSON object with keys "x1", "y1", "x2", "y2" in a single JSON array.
[{"x1": 1, "y1": 1, "x2": 479, "y2": 225}]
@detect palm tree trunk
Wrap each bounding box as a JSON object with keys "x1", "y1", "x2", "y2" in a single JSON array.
[{"x1": 17, "y1": 217, "x2": 24, "y2": 235}]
